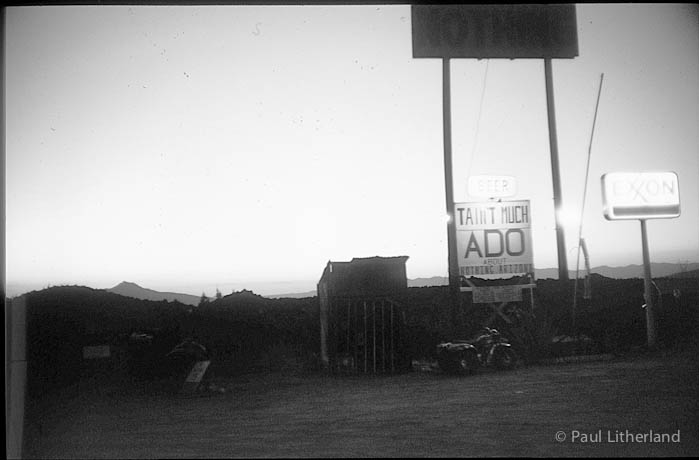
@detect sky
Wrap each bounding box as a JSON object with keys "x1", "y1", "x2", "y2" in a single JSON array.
[{"x1": 5, "y1": 4, "x2": 699, "y2": 297}]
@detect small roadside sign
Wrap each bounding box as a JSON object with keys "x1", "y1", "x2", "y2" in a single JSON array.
[
  {"x1": 82, "y1": 345, "x2": 111, "y2": 359},
  {"x1": 181, "y1": 360, "x2": 211, "y2": 394},
  {"x1": 472, "y1": 285, "x2": 523, "y2": 304},
  {"x1": 468, "y1": 175, "x2": 517, "y2": 199}
]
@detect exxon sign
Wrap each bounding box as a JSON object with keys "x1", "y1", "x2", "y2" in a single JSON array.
[{"x1": 601, "y1": 172, "x2": 680, "y2": 220}]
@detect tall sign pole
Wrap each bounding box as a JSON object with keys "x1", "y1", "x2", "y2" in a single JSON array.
[
  {"x1": 640, "y1": 219, "x2": 656, "y2": 348},
  {"x1": 442, "y1": 58, "x2": 460, "y2": 296},
  {"x1": 544, "y1": 59, "x2": 569, "y2": 282}
]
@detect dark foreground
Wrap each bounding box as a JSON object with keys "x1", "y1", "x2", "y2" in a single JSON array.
[{"x1": 24, "y1": 349, "x2": 698, "y2": 458}]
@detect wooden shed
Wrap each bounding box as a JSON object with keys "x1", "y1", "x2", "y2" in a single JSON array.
[{"x1": 317, "y1": 256, "x2": 409, "y2": 373}]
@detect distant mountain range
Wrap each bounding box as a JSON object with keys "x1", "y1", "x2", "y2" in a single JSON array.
[
  {"x1": 535, "y1": 262, "x2": 699, "y2": 280},
  {"x1": 100, "y1": 262, "x2": 698, "y2": 304},
  {"x1": 411, "y1": 263, "x2": 699, "y2": 286},
  {"x1": 265, "y1": 291, "x2": 318, "y2": 299},
  {"x1": 106, "y1": 281, "x2": 201, "y2": 306}
]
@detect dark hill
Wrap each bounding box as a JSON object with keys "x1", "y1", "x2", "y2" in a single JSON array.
[
  {"x1": 667, "y1": 268, "x2": 699, "y2": 279},
  {"x1": 200, "y1": 289, "x2": 318, "y2": 320},
  {"x1": 21, "y1": 285, "x2": 191, "y2": 343},
  {"x1": 218, "y1": 288, "x2": 269, "y2": 304},
  {"x1": 19, "y1": 285, "x2": 192, "y2": 398},
  {"x1": 189, "y1": 289, "x2": 319, "y2": 374}
]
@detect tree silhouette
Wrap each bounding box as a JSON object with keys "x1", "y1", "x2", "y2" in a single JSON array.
[{"x1": 199, "y1": 292, "x2": 210, "y2": 307}]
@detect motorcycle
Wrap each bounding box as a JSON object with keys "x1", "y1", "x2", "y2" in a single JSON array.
[{"x1": 436, "y1": 327, "x2": 517, "y2": 375}]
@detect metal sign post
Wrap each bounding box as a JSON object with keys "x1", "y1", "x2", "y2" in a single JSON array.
[{"x1": 640, "y1": 219, "x2": 656, "y2": 348}]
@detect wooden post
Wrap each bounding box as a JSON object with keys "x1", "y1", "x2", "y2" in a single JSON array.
[
  {"x1": 544, "y1": 58, "x2": 569, "y2": 282},
  {"x1": 7, "y1": 296, "x2": 27, "y2": 460},
  {"x1": 442, "y1": 57, "x2": 462, "y2": 339},
  {"x1": 381, "y1": 302, "x2": 386, "y2": 373},
  {"x1": 373, "y1": 301, "x2": 377, "y2": 373},
  {"x1": 363, "y1": 301, "x2": 367, "y2": 373},
  {"x1": 390, "y1": 302, "x2": 395, "y2": 373},
  {"x1": 346, "y1": 299, "x2": 351, "y2": 356},
  {"x1": 353, "y1": 301, "x2": 358, "y2": 373},
  {"x1": 442, "y1": 58, "x2": 460, "y2": 294}
]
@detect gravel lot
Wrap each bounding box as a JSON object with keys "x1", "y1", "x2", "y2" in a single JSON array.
[{"x1": 23, "y1": 349, "x2": 698, "y2": 458}]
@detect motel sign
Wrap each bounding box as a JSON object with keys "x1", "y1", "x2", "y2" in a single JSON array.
[
  {"x1": 412, "y1": 5, "x2": 578, "y2": 285},
  {"x1": 412, "y1": 5, "x2": 578, "y2": 59}
]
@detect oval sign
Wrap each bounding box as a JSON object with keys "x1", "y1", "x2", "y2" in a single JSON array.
[{"x1": 468, "y1": 175, "x2": 517, "y2": 198}]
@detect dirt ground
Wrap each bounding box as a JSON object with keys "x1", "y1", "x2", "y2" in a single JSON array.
[{"x1": 23, "y1": 349, "x2": 698, "y2": 458}]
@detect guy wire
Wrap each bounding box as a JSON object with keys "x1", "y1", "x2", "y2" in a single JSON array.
[
  {"x1": 466, "y1": 59, "x2": 490, "y2": 177},
  {"x1": 573, "y1": 73, "x2": 605, "y2": 331}
]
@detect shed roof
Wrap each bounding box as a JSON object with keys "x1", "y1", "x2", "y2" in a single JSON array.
[{"x1": 318, "y1": 255, "x2": 409, "y2": 297}]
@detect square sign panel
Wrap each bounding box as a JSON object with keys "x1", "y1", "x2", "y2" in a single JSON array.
[
  {"x1": 412, "y1": 5, "x2": 578, "y2": 59},
  {"x1": 455, "y1": 200, "x2": 534, "y2": 278},
  {"x1": 601, "y1": 172, "x2": 680, "y2": 220}
]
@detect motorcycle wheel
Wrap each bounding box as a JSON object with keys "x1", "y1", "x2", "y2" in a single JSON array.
[{"x1": 493, "y1": 347, "x2": 517, "y2": 370}]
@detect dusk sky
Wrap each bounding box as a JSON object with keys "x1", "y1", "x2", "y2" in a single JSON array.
[{"x1": 5, "y1": 4, "x2": 699, "y2": 296}]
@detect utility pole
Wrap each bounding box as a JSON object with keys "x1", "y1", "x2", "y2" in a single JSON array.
[
  {"x1": 442, "y1": 58, "x2": 461, "y2": 335},
  {"x1": 442, "y1": 58, "x2": 460, "y2": 296},
  {"x1": 544, "y1": 58, "x2": 569, "y2": 282}
]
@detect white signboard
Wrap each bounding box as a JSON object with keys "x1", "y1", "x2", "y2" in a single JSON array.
[
  {"x1": 185, "y1": 360, "x2": 210, "y2": 383},
  {"x1": 601, "y1": 172, "x2": 680, "y2": 220},
  {"x1": 455, "y1": 200, "x2": 534, "y2": 277},
  {"x1": 468, "y1": 175, "x2": 517, "y2": 198},
  {"x1": 472, "y1": 285, "x2": 523, "y2": 303},
  {"x1": 181, "y1": 360, "x2": 211, "y2": 394}
]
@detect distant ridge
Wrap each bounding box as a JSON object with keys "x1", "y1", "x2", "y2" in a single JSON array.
[
  {"x1": 107, "y1": 281, "x2": 200, "y2": 306},
  {"x1": 253, "y1": 263, "x2": 699, "y2": 298},
  {"x1": 265, "y1": 291, "x2": 317, "y2": 299},
  {"x1": 408, "y1": 262, "x2": 699, "y2": 287},
  {"x1": 407, "y1": 276, "x2": 448, "y2": 288},
  {"x1": 27, "y1": 262, "x2": 695, "y2": 303},
  {"x1": 537, "y1": 262, "x2": 699, "y2": 280},
  {"x1": 667, "y1": 268, "x2": 699, "y2": 279}
]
